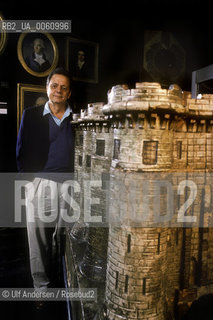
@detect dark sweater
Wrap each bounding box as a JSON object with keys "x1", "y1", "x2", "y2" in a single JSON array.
[
  {"x1": 16, "y1": 105, "x2": 75, "y2": 182},
  {"x1": 43, "y1": 115, "x2": 74, "y2": 172}
]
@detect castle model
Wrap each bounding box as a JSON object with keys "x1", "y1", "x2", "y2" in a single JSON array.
[{"x1": 65, "y1": 81, "x2": 213, "y2": 320}]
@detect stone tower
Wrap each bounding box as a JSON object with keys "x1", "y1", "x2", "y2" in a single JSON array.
[{"x1": 65, "y1": 82, "x2": 213, "y2": 320}]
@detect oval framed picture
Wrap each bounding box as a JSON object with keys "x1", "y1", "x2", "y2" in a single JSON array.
[
  {"x1": 0, "y1": 14, "x2": 8, "y2": 55},
  {"x1": 17, "y1": 32, "x2": 59, "y2": 77}
]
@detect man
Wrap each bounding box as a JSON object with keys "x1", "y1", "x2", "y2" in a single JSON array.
[
  {"x1": 16, "y1": 67, "x2": 75, "y2": 306},
  {"x1": 26, "y1": 38, "x2": 51, "y2": 72},
  {"x1": 73, "y1": 49, "x2": 90, "y2": 79}
]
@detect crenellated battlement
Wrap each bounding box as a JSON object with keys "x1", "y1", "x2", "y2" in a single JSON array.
[
  {"x1": 104, "y1": 82, "x2": 184, "y2": 114},
  {"x1": 73, "y1": 82, "x2": 213, "y2": 132}
]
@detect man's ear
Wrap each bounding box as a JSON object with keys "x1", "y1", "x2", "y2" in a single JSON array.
[{"x1": 68, "y1": 90, "x2": 72, "y2": 99}]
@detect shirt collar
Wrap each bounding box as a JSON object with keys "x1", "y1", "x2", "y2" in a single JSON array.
[{"x1": 43, "y1": 102, "x2": 72, "y2": 117}]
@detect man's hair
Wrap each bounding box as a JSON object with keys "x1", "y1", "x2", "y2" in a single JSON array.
[
  {"x1": 46, "y1": 67, "x2": 72, "y2": 89},
  {"x1": 33, "y1": 38, "x2": 45, "y2": 49}
]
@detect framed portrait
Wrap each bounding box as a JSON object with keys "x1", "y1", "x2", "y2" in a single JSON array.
[
  {"x1": 66, "y1": 37, "x2": 99, "y2": 83},
  {"x1": 143, "y1": 30, "x2": 185, "y2": 84},
  {"x1": 17, "y1": 32, "x2": 59, "y2": 77},
  {"x1": 17, "y1": 83, "x2": 48, "y2": 133},
  {"x1": 0, "y1": 14, "x2": 7, "y2": 55}
]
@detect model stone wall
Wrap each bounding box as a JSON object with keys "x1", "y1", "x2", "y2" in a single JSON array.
[{"x1": 66, "y1": 81, "x2": 213, "y2": 320}]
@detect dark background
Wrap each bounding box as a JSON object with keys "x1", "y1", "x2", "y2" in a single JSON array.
[{"x1": 1, "y1": 0, "x2": 213, "y2": 172}]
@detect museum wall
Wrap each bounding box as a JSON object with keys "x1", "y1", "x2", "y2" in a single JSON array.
[{"x1": 1, "y1": 1, "x2": 213, "y2": 172}]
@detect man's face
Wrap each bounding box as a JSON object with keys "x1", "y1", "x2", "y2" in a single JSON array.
[
  {"x1": 46, "y1": 74, "x2": 71, "y2": 106},
  {"x1": 78, "y1": 51, "x2": 85, "y2": 62},
  {"x1": 34, "y1": 40, "x2": 43, "y2": 54}
]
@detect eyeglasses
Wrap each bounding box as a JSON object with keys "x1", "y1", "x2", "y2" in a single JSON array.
[{"x1": 49, "y1": 83, "x2": 69, "y2": 91}]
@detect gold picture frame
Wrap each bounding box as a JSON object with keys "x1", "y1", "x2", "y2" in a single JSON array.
[
  {"x1": 17, "y1": 32, "x2": 59, "y2": 77},
  {"x1": 66, "y1": 37, "x2": 99, "y2": 83},
  {"x1": 0, "y1": 14, "x2": 8, "y2": 55},
  {"x1": 17, "y1": 83, "x2": 48, "y2": 133}
]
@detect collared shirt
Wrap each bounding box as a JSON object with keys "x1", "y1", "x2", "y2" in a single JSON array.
[
  {"x1": 78, "y1": 60, "x2": 85, "y2": 69},
  {"x1": 43, "y1": 102, "x2": 72, "y2": 126},
  {"x1": 34, "y1": 53, "x2": 45, "y2": 66}
]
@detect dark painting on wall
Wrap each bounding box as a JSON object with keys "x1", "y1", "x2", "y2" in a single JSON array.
[
  {"x1": 66, "y1": 37, "x2": 99, "y2": 83},
  {"x1": 17, "y1": 83, "x2": 47, "y2": 133}
]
